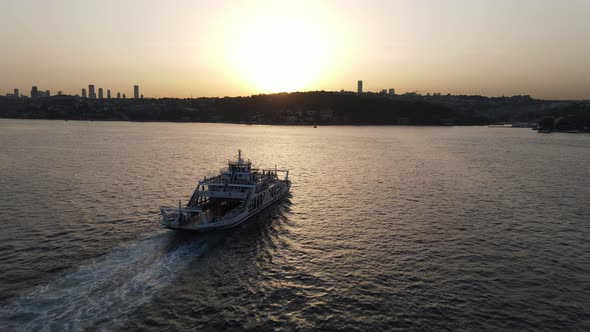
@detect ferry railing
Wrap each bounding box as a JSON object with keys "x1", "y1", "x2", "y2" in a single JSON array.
[
  {"x1": 160, "y1": 208, "x2": 178, "y2": 222},
  {"x1": 202, "y1": 174, "x2": 223, "y2": 183},
  {"x1": 228, "y1": 159, "x2": 251, "y2": 165}
]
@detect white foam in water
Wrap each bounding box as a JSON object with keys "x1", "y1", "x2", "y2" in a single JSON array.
[{"x1": 0, "y1": 232, "x2": 208, "y2": 331}]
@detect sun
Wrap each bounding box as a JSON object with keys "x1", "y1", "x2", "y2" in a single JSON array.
[{"x1": 231, "y1": 16, "x2": 328, "y2": 93}]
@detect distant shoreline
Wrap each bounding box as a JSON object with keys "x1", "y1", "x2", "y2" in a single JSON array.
[
  {"x1": 0, "y1": 117, "x2": 466, "y2": 126},
  {"x1": 1, "y1": 91, "x2": 589, "y2": 129}
]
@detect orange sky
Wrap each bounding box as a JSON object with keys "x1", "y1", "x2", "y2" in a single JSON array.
[{"x1": 1, "y1": 0, "x2": 589, "y2": 99}]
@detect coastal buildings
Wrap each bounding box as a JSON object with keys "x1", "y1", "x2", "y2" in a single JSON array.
[
  {"x1": 354, "y1": 80, "x2": 396, "y2": 96},
  {"x1": 89, "y1": 85, "x2": 96, "y2": 99},
  {"x1": 29, "y1": 87, "x2": 51, "y2": 98},
  {"x1": 7, "y1": 84, "x2": 145, "y2": 99}
]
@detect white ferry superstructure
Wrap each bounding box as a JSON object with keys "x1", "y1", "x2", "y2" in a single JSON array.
[{"x1": 160, "y1": 150, "x2": 291, "y2": 231}]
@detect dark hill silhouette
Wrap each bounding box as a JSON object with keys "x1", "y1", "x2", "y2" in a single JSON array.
[{"x1": 1, "y1": 91, "x2": 587, "y2": 127}]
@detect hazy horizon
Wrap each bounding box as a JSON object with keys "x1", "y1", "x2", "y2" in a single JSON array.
[{"x1": 2, "y1": 0, "x2": 589, "y2": 100}]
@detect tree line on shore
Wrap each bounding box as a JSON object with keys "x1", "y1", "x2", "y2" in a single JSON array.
[{"x1": 1, "y1": 91, "x2": 588, "y2": 127}]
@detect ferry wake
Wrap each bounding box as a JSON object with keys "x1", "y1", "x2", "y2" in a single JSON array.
[{"x1": 160, "y1": 150, "x2": 291, "y2": 231}]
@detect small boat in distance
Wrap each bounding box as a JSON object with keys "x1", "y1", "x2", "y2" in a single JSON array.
[{"x1": 160, "y1": 150, "x2": 291, "y2": 231}]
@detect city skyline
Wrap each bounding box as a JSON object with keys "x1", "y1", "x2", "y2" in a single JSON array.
[
  {"x1": 2, "y1": 80, "x2": 588, "y2": 100},
  {"x1": 1, "y1": 0, "x2": 590, "y2": 100},
  {"x1": 3, "y1": 81, "x2": 541, "y2": 100},
  {"x1": 6, "y1": 83, "x2": 141, "y2": 99}
]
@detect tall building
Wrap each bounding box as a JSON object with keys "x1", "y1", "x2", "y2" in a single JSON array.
[
  {"x1": 116, "y1": 91, "x2": 121, "y2": 99},
  {"x1": 107, "y1": 89, "x2": 111, "y2": 99},
  {"x1": 31, "y1": 86, "x2": 38, "y2": 98},
  {"x1": 89, "y1": 84, "x2": 96, "y2": 99},
  {"x1": 389, "y1": 88, "x2": 395, "y2": 96},
  {"x1": 14, "y1": 88, "x2": 19, "y2": 98},
  {"x1": 45, "y1": 90, "x2": 50, "y2": 97},
  {"x1": 122, "y1": 93, "x2": 126, "y2": 99},
  {"x1": 357, "y1": 80, "x2": 363, "y2": 94},
  {"x1": 133, "y1": 85, "x2": 139, "y2": 99},
  {"x1": 82, "y1": 88, "x2": 87, "y2": 98},
  {"x1": 57, "y1": 91, "x2": 63, "y2": 96},
  {"x1": 98, "y1": 88, "x2": 103, "y2": 99}
]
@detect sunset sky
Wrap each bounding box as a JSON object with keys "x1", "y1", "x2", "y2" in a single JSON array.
[{"x1": 1, "y1": 0, "x2": 589, "y2": 99}]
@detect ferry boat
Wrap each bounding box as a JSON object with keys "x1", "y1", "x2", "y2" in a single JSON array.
[{"x1": 160, "y1": 150, "x2": 291, "y2": 231}]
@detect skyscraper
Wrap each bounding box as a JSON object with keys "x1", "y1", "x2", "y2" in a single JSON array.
[
  {"x1": 388, "y1": 88, "x2": 395, "y2": 96},
  {"x1": 45, "y1": 90, "x2": 50, "y2": 97},
  {"x1": 98, "y1": 88, "x2": 103, "y2": 99},
  {"x1": 82, "y1": 88, "x2": 87, "y2": 98},
  {"x1": 116, "y1": 91, "x2": 121, "y2": 99},
  {"x1": 357, "y1": 80, "x2": 363, "y2": 94},
  {"x1": 14, "y1": 88, "x2": 19, "y2": 98},
  {"x1": 122, "y1": 93, "x2": 126, "y2": 99},
  {"x1": 89, "y1": 84, "x2": 95, "y2": 99},
  {"x1": 107, "y1": 89, "x2": 111, "y2": 99},
  {"x1": 133, "y1": 85, "x2": 139, "y2": 99},
  {"x1": 31, "y1": 86, "x2": 38, "y2": 98}
]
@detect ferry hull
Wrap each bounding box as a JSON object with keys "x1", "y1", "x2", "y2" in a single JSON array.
[{"x1": 161, "y1": 182, "x2": 290, "y2": 232}]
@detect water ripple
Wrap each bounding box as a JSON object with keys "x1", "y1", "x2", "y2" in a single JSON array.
[{"x1": 0, "y1": 121, "x2": 589, "y2": 330}]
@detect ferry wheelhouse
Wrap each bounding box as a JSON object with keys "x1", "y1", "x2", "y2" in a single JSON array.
[{"x1": 160, "y1": 150, "x2": 290, "y2": 231}]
